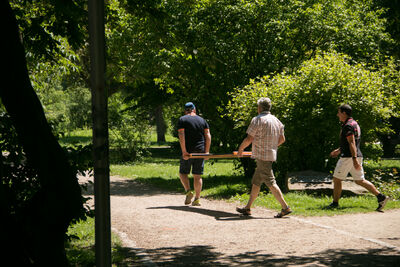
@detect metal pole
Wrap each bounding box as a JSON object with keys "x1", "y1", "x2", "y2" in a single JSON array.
[{"x1": 88, "y1": 1, "x2": 111, "y2": 266}]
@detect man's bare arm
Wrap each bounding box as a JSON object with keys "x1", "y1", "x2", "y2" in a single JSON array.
[
  {"x1": 238, "y1": 134, "x2": 254, "y2": 156},
  {"x1": 178, "y1": 129, "x2": 189, "y2": 159},
  {"x1": 204, "y1": 128, "x2": 211, "y2": 154},
  {"x1": 347, "y1": 134, "x2": 361, "y2": 170},
  {"x1": 278, "y1": 134, "x2": 285, "y2": 147}
]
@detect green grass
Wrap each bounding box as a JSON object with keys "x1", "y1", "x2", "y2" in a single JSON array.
[
  {"x1": 59, "y1": 128, "x2": 92, "y2": 146},
  {"x1": 364, "y1": 159, "x2": 400, "y2": 169},
  {"x1": 111, "y1": 152, "x2": 400, "y2": 216},
  {"x1": 65, "y1": 217, "x2": 131, "y2": 266},
  {"x1": 149, "y1": 129, "x2": 178, "y2": 146},
  {"x1": 59, "y1": 130, "x2": 400, "y2": 216},
  {"x1": 233, "y1": 191, "x2": 400, "y2": 216}
]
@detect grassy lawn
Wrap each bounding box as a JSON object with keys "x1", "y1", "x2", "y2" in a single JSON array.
[
  {"x1": 60, "y1": 128, "x2": 400, "y2": 216},
  {"x1": 111, "y1": 154, "x2": 400, "y2": 217},
  {"x1": 66, "y1": 217, "x2": 129, "y2": 266},
  {"x1": 59, "y1": 128, "x2": 92, "y2": 146}
]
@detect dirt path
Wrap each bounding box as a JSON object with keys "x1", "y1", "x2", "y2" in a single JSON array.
[{"x1": 81, "y1": 175, "x2": 400, "y2": 266}]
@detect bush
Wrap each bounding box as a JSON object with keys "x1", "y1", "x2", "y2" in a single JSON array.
[
  {"x1": 226, "y1": 52, "x2": 397, "y2": 185},
  {"x1": 0, "y1": 112, "x2": 93, "y2": 231},
  {"x1": 108, "y1": 92, "x2": 151, "y2": 162}
]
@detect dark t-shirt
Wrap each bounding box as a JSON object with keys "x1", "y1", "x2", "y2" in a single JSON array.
[
  {"x1": 340, "y1": 117, "x2": 362, "y2": 158},
  {"x1": 177, "y1": 115, "x2": 209, "y2": 153}
]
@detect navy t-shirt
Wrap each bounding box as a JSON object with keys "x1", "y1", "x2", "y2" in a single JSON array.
[
  {"x1": 177, "y1": 115, "x2": 209, "y2": 153},
  {"x1": 340, "y1": 117, "x2": 362, "y2": 158}
]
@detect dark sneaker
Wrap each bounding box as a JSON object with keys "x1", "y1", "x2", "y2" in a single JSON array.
[
  {"x1": 274, "y1": 206, "x2": 292, "y2": 218},
  {"x1": 236, "y1": 207, "x2": 251, "y2": 216},
  {"x1": 184, "y1": 190, "x2": 194, "y2": 205},
  {"x1": 376, "y1": 195, "x2": 389, "y2": 212},
  {"x1": 326, "y1": 202, "x2": 339, "y2": 209}
]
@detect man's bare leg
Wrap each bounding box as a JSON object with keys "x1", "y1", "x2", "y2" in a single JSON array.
[
  {"x1": 333, "y1": 177, "x2": 342, "y2": 202},
  {"x1": 355, "y1": 180, "x2": 379, "y2": 196},
  {"x1": 179, "y1": 173, "x2": 190, "y2": 192},
  {"x1": 244, "y1": 184, "x2": 261, "y2": 209},
  {"x1": 268, "y1": 183, "x2": 289, "y2": 209},
  {"x1": 193, "y1": 174, "x2": 203, "y2": 199}
]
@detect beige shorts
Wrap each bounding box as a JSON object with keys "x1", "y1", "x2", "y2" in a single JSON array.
[
  {"x1": 333, "y1": 157, "x2": 365, "y2": 180},
  {"x1": 252, "y1": 160, "x2": 276, "y2": 186}
]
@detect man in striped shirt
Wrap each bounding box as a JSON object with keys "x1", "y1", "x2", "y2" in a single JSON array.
[{"x1": 236, "y1": 97, "x2": 292, "y2": 218}]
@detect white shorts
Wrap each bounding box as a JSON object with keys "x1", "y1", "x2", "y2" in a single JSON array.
[{"x1": 333, "y1": 157, "x2": 365, "y2": 180}]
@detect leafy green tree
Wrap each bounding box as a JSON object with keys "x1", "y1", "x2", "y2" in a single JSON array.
[
  {"x1": 30, "y1": 61, "x2": 92, "y2": 133},
  {"x1": 373, "y1": 0, "x2": 400, "y2": 59},
  {"x1": 226, "y1": 52, "x2": 398, "y2": 190},
  {"x1": 108, "y1": 0, "x2": 393, "y2": 152},
  {"x1": 1, "y1": 1, "x2": 88, "y2": 265}
]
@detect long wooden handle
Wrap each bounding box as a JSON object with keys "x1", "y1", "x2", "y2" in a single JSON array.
[{"x1": 188, "y1": 151, "x2": 252, "y2": 159}]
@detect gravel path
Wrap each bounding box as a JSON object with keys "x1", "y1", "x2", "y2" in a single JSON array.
[{"x1": 81, "y1": 175, "x2": 400, "y2": 266}]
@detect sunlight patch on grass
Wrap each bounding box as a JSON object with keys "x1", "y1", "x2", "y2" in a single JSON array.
[
  {"x1": 66, "y1": 217, "x2": 125, "y2": 266},
  {"x1": 110, "y1": 157, "x2": 400, "y2": 216},
  {"x1": 232, "y1": 192, "x2": 400, "y2": 216}
]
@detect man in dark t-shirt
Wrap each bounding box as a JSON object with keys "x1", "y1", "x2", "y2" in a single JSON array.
[
  {"x1": 177, "y1": 102, "x2": 211, "y2": 206},
  {"x1": 339, "y1": 117, "x2": 362, "y2": 158},
  {"x1": 328, "y1": 104, "x2": 388, "y2": 211}
]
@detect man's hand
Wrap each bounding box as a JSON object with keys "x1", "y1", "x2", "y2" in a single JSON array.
[
  {"x1": 353, "y1": 158, "x2": 361, "y2": 170},
  {"x1": 237, "y1": 148, "x2": 244, "y2": 157},
  {"x1": 330, "y1": 148, "x2": 340, "y2": 158},
  {"x1": 182, "y1": 151, "x2": 190, "y2": 160},
  {"x1": 237, "y1": 134, "x2": 253, "y2": 158}
]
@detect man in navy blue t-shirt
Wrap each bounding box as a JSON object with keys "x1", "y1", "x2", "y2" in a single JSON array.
[
  {"x1": 328, "y1": 104, "x2": 389, "y2": 211},
  {"x1": 177, "y1": 102, "x2": 211, "y2": 206}
]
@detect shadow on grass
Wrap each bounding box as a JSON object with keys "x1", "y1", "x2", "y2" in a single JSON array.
[
  {"x1": 66, "y1": 244, "x2": 132, "y2": 267},
  {"x1": 83, "y1": 177, "x2": 181, "y2": 196},
  {"x1": 59, "y1": 135, "x2": 92, "y2": 145},
  {"x1": 81, "y1": 174, "x2": 251, "y2": 198},
  {"x1": 114, "y1": 246, "x2": 400, "y2": 266}
]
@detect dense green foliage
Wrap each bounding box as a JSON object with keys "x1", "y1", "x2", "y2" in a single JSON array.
[
  {"x1": 227, "y1": 52, "x2": 399, "y2": 175},
  {"x1": 0, "y1": 113, "x2": 92, "y2": 227},
  {"x1": 31, "y1": 62, "x2": 91, "y2": 133},
  {"x1": 102, "y1": 0, "x2": 396, "y2": 153},
  {"x1": 10, "y1": 0, "x2": 86, "y2": 61},
  {"x1": 108, "y1": 92, "x2": 151, "y2": 162},
  {"x1": 19, "y1": 0, "x2": 399, "y2": 161}
]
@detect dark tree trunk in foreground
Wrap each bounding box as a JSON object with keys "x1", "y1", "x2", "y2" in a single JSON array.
[
  {"x1": 0, "y1": 2, "x2": 84, "y2": 265},
  {"x1": 155, "y1": 105, "x2": 166, "y2": 143}
]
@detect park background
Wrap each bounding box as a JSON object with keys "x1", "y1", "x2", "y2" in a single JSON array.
[{"x1": 1, "y1": 0, "x2": 400, "y2": 265}]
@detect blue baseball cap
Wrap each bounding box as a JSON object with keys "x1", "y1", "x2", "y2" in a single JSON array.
[{"x1": 184, "y1": 102, "x2": 195, "y2": 110}]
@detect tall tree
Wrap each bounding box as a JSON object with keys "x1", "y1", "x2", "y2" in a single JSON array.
[
  {"x1": 107, "y1": 0, "x2": 392, "y2": 152},
  {"x1": 1, "y1": 1, "x2": 86, "y2": 265}
]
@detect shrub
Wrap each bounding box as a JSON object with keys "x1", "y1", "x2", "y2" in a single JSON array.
[
  {"x1": 226, "y1": 52, "x2": 397, "y2": 187},
  {"x1": 108, "y1": 92, "x2": 151, "y2": 162}
]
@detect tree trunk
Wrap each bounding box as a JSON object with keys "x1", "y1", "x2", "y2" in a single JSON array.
[
  {"x1": 155, "y1": 105, "x2": 166, "y2": 143},
  {"x1": 1, "y1": 2, "x2": 84, "y2": 265}
]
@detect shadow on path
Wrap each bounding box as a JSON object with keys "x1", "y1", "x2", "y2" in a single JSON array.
[
  {"x1": 147, "y1": 205, "x2": 276, "y2": 221},
  {"x1": 118, "y1": 246, "x2": 400, "y2": 266},
  {"x1": 82, "y1": 177, "x2": 179, "y2": 197}
]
